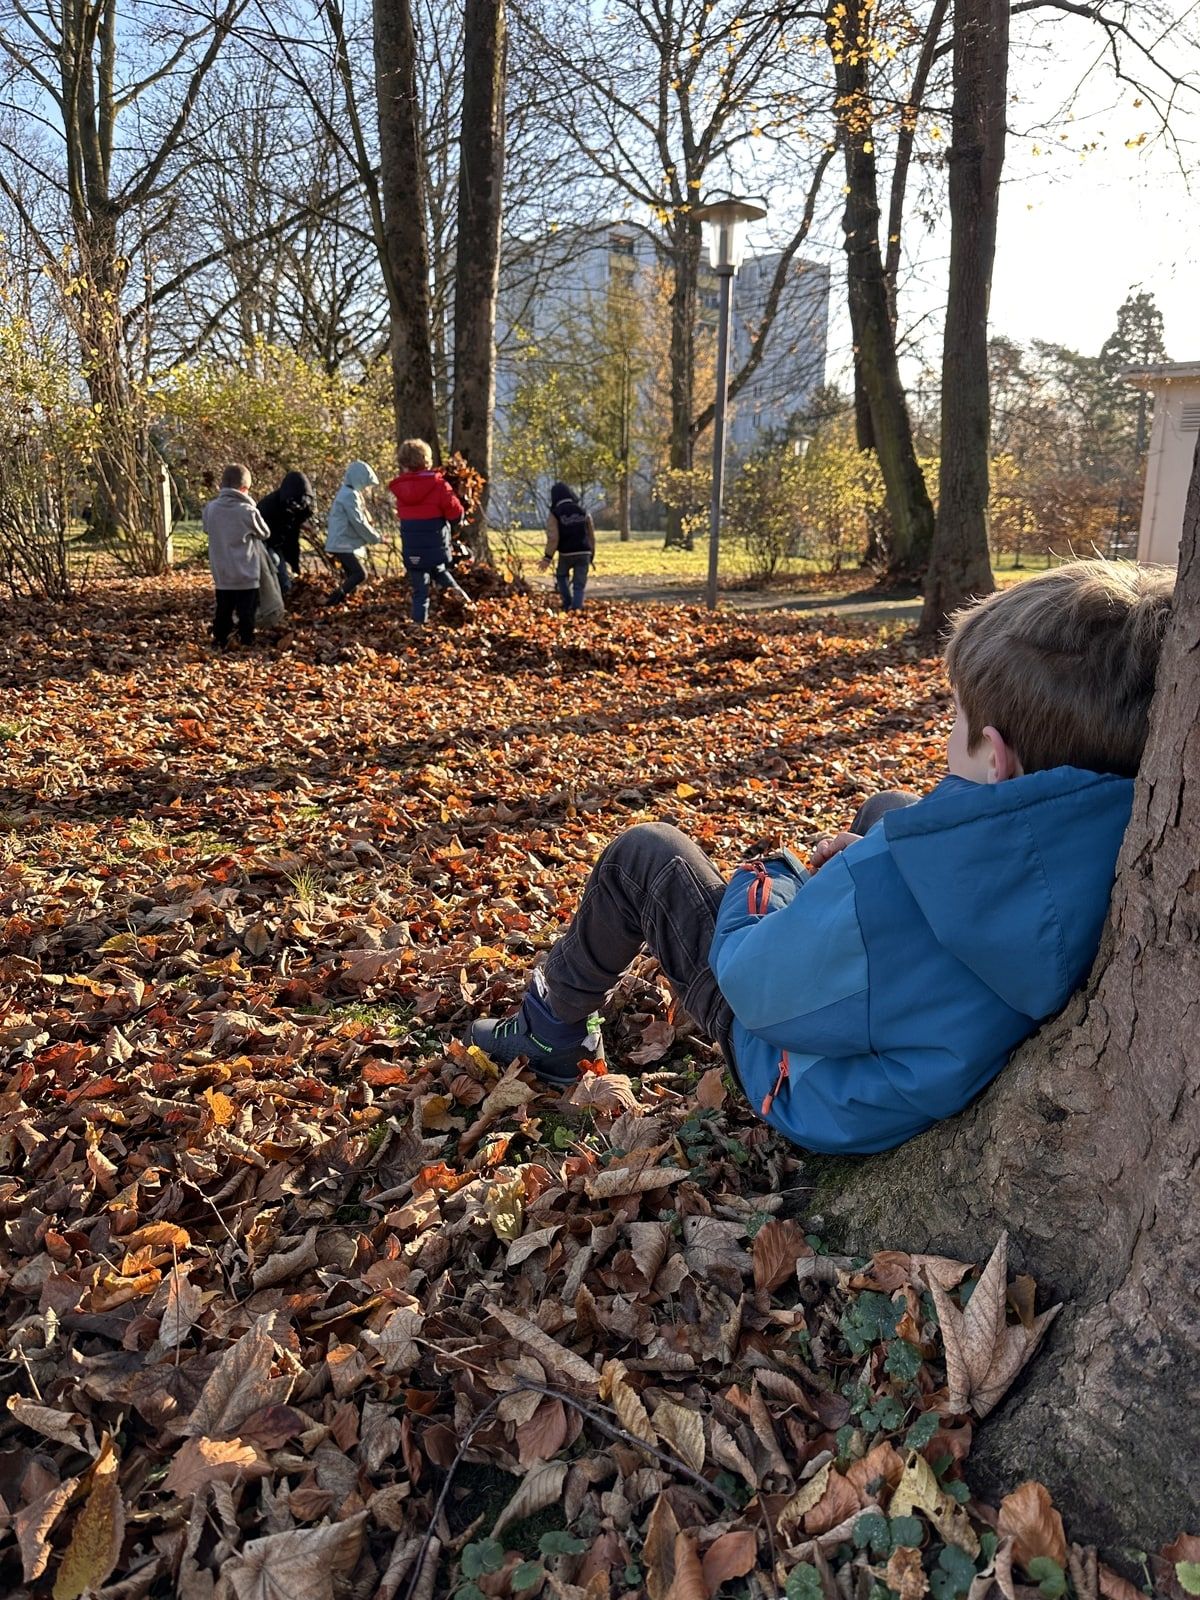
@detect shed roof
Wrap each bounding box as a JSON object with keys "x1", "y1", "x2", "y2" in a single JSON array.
[{"x1": 1120, "y1": 360, "x2": 1200, "y2": 389}]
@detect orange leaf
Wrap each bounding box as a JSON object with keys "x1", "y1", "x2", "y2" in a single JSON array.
[
  {"x1": 702, "y1": 1529, "x2": 758, "y2": 1590},
  {"x1": 752, "y1": 1218, "x2": 812, "y2": 1294},
  {"x1": 997, "y1": 1481, "x2": 1067, "y2": 1570}
]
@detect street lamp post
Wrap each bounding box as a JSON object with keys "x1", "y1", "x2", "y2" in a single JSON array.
[{"x1": 694, "y1": 194, "x2": 767, "y2": 610}]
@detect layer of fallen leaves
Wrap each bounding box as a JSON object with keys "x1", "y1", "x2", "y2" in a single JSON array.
[{"x1": 0, "y1": 576, "x2": 1193, "y2": 1600}]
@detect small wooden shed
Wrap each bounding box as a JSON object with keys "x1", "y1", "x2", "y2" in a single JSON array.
[{"x1": 1123, "y1": 361, "x2": 1200, "y2": 567}]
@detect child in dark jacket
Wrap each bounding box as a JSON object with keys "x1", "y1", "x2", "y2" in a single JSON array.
[
  {"x1": 387, "y1": 439, "x2": 470, "y2": 623},
  {"x1": 257, "y1": 471, "x2": 315, "y2": 596},
  {"x1": 470, "y1": 561, "x2": 1175, "y2": 1155}
]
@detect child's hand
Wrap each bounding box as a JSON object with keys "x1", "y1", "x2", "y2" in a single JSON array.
[
  {"x1": 539, "y1": 556, "x2": 551, "y2": 570},
  {"x1": 810, "y1": 831, "x2": 861, "y2": 872}
]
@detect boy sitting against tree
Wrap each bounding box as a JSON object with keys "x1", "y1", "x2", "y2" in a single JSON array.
[
  {"x1": 203, "y1": 463, "x2": 271, "y2": 648},
  {"x1": 471, "y1": 561, "x2": 1175, "y2": 1154}
]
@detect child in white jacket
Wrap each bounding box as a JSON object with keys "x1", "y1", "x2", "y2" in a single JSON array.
[{"x1": 324, "y1": 461, "x2": 383, "y2": 605}]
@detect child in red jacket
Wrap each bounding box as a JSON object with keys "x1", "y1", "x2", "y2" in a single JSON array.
[{"x1": 387, "y1": 439, "x2": 470, "y2": 623}]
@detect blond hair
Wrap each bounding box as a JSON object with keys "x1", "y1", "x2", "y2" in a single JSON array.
[
  {"x1": 945, "y1": 560, "x2": 1174, "y2": 777},
  {"x1": 398, "y1": 438, "x2": 433, "y2": 472},
  {"x1": 220, "y1": 463, "x2": 251, "y2": 490}
]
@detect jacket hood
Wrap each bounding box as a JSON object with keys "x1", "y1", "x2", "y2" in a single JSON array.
[
  {"x1": 279, "y1": 471, "x2": 314, "y2": 505},
  {"x1": 884, "y1": 768, "x2": 1132, "y2": 1016},
  {"x1": 342, "y1": 461, "x2": 378, "y2": 491}
]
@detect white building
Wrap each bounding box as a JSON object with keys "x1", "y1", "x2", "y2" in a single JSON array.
[
  {"x1": 1123, "y1": 362, "x2": 1200, "y2": 568},
  {"x1": 493, "y1": 226, "x2": 829, "y2": 523}
]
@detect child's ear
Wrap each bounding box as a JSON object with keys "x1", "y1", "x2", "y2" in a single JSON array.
[{"x1": 981, "y1": 725, "x2": 1023, "y2": 783}]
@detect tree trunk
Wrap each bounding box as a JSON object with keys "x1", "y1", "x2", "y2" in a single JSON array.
[
  {"x1": 806, "y1": 439, "x2": 1200, "y2": 1553},
  {"x1": 918, "y1": 0, "x2": 1005, "y2": 635},
  {"x1": 374, "y1": 0, "x2": 441, "y2": 453},
  {"x1": 829, "y1": 0, "x2": 935, "y2": 579},
  {"x1": 451, "y1": 0, "x2": 506, "y2": 561},
  {"x1": 665, "y1": 221, "x2": 701, "y2": 550}
]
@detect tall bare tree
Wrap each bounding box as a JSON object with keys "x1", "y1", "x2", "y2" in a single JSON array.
[
  {"x1": 918, "y1": 0, "x2": 1008, "y2": 632},
  {"x1": 0, "y1": 0, "x2": 249, "y2": 545},
  {"x1": 451, "y1": 0, "x2": 506, "y2": 554},
  {"x1": 372, "y1": 0, "x2": 441, "y2": 449}
]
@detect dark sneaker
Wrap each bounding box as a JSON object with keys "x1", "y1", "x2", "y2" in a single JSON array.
[{"x1": 469, "y1": 992, "x2": 598, "y2": 1086}]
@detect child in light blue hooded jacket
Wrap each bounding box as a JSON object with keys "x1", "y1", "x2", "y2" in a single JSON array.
[
  {"x1": 470, "y1": 561, "x2": 1175, "y2": 1155},
  {"x1": 325, "y1": 460, "x2": 383, "y2": 605}
]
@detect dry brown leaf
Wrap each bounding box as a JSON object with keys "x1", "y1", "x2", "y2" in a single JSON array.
[
  {"x1": 601, "y1": 1361, "x2": 657, "y2": 1447},
  {"x1": 159, "y1": 1265, "x2": 205, "y2": 1348},
  {"x1": 16, "y1": 1476, "x2": 80, "y2": 1583},
  {"x1": 627, "y1": 1221, "x2": 673, "y2": 1286},
  {"x1": 492, "y1": 1459, "x2": 569, "y2": 1537},
  {"x1": 507, "y1": 1225, "x2": 561, "y2": 1267},
  {"x1": 925, "y1": 1234, "x2": 1061, "y2": 1419},
  {"x1": 1099, "y1": 1565, "x2": 1145, "y2": 1600},
  {"x1": 665, "y1": 1530, "x2": 707, "y2": 1600},
  {"x1": 695, "y1": 1067, "x2": 727, "y2": 1109},
  {"x1": 682, "y1": 1215, "x2": 750, "y2": 1283},
  {"x1": 652, "y1": 1400, "x2": 706, "y2": 1473},
  {"x1": 484, "y1": 1176, "x2": 525, "y2": 1242},
  {"x1": 569, "y1": 1071, "x2": 640, "y2": 1115},
  {"x1": 52, "y1": 1444, "x2": 124, "y2": 1600},
  {"x1": 751, "y1": 1218, "x2": 812, "y2": 1294},
  {"x1": 891, "y1": 1452, "x2": 980, "y2": 1556},
  {"x1": 163, "y1": 1436, "x2": 267, "y2": 1500},
  {"x1": 378, "y1": 1305, "x2": 425, "y2": 1375},
  {"x1": 997, "y1": 1480, "x2": 1067, "y2": 1570},
  {"x1": 887, "y1": 1545, "x2": 930, "y2": 1600},
  {"x1": 492, "y1": 1308, "x2": 599, "y2": 1391},
  {"x1": 184, "y1": 1317, "x2": 292, "y2": 1439},
  {"x1": 644, "y1": 1494, "x2": 682, "y2": 1600},
  {"x1": 803, "y1": 1468, "x2": 861, "y2": 1537},
  {"x1": 251, "y1": 1227, "x2": 319, "y2": 1292},
  {"x1": 702, "y1": 1529, "x2": 759, "y2": 1589},
  {"x1": 225, "y1": 1514, "x2": 366, "y2": 1600},
  {"x1": 7, "y1": 1396, "x2": 86, "y2": 1450},
  {"x1": 584, "y1": 1163, "x2": 690, "y2": 1201},
  {"x1": 845, "y1": 1441, "x2": 905, "y2": 1499},
  {"x1": 516, "y1": 1399, "x2": 569, "y2": 1466},
  {"x1": 778, "y1": 1462, "x2": 832, "y2": 1539}
]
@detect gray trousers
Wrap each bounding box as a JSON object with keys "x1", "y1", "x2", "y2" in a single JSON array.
[{"x1": 540, "y1": 791, "x2": 918, "y2": 1050}]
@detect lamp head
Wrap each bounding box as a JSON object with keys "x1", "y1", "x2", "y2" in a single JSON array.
[{"x1": 694, "y1": 194, "x2": 767, "y2": 272}]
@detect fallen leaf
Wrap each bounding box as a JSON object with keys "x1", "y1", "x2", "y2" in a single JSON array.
[
  {"x1": 251, "y1": 1227, "x2": 319, "y2": 1291},
  {"x1": 225, "y1": 1514, "x2": 366, "y2": 1600},
  {"x1": 887, "y1": 1545, "x2": 929, "y2": 1600},
  {"x1": 492, "y1": 1460, "x2": 569, "y2": 1537},
  {"x1": 925, "y1": 1234, "x2": 1060, "y2": 1418},
  {"x1": 163, "y1": 1436, "x2": 267, "y2": 1499},
  {"x1": 644, "y1": 1494, "x2": 682, "y2": 1600},
  {"x1": 702, "y1": 1529, "x2": 758, "y2": 1589},
  {"x1": 751, "y1": 1217, "x2": 812, "y2": 1293},
  {"x1": 891, "y1": 1452, "x2": 980, "y2": 1556},
  {"x1": 997, "y1": 1480, "x2": 1067, "y2": 1570},
  {"x1": 652, "y1": 1399, "x2": 706, "y2": 1472},
  {"x1": 184, "y1": 1317, "x2": 292, "y2": 1439},
  {"x1": 493, "y1": 1308, "x2": 599, "y2": 1391},
  {"x1": 52, "y1": 1442, "x2": 124, "y2": 1600}
]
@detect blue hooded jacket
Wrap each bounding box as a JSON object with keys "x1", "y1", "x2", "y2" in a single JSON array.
[{"x1": 709, "y1": 768, "x2": 1132, "y2": 1155}]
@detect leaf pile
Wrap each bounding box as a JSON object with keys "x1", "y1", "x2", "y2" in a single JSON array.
[{"x1": 0, "y1": 576, "x2": 1192, "y2": 1598}]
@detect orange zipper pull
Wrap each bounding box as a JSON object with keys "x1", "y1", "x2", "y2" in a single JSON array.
[
  {"x1": 760, "y1": 1051, "x2": 790, "y2": 1117},
  {"x1": 746, "y1": 861, "x2": 771, "y2": 915}
]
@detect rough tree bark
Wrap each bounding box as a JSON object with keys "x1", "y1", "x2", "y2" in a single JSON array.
[
  {"x1": 828, "y1": 0, "x2": 935, "y2": 578},
  {"x1": 374, "y1": 0, "x2": 442, "y2": 452},
  {"x1": 808, "y1": 439, "x2": 1200, "y2": 1551},
  {"x1": 451, "y1": 0, "x2": 506, "y2": 561},
  {"x1": 664, "y1": 217, "x2": 703, "y2": 550},
  {"x1": 918, "y1": 0, "x2": 1006, "y2": 635}
]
